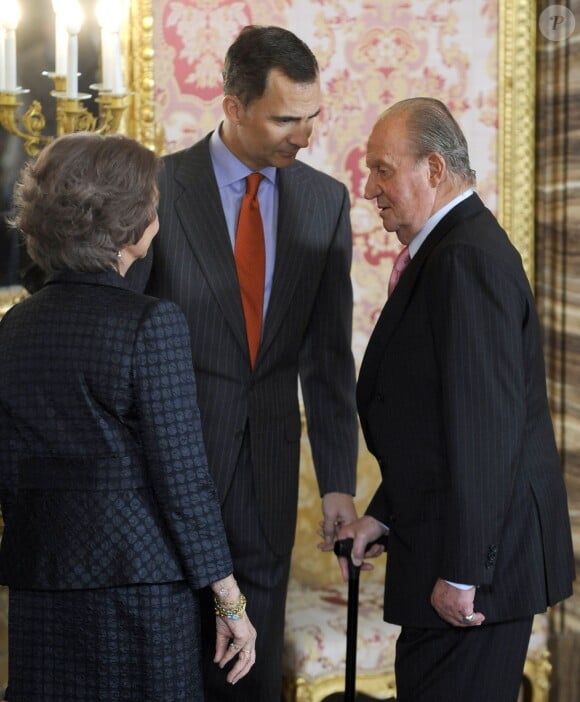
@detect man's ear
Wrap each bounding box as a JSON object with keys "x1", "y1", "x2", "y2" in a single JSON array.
[
  {"x1": 427, "y1": 152, "x2": 446, "y2": 186},
  {"x1": 223, "y1": 94, "x2": 243, "y2": 124}
]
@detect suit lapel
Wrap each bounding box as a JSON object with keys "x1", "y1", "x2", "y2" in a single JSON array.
[
  {"x1": 358, "y1": 193, "x2": 485, "y2": 410},
  {"x1": 168, "y1": 148, "x2": 336, "y2": 367},
  {"x1": 172, "y1": 136, "x2": 248, "y2": 356},
  {"x1": 259, "y1": 162, "x2": 316, "y2": 359}
]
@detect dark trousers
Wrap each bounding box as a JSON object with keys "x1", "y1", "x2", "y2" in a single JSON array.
[
  {"x1": 395, "y1": 616, "x2": 534, "y2": 702},
  {"x1": 200, "y1": 433, "x2": 292, "y2": 702}
]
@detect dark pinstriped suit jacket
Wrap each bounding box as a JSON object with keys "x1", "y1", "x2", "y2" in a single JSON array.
[
  {"x1": 128, "y1": 134, "x2": 358, "y2": 557},
  {"x1": 0, "y1": 271, "x2": 233, "y2": 591},
  {"x1": 359, "y1": 194, "x2": 575, "y2": 628}
]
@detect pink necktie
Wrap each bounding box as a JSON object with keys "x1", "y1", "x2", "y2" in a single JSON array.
[
  {"x1": 234, "y1": 173, "x2": 265, "y2": 367},
  {"x1": 388, "y1": 246, "x2": 411, "y2": 296}
]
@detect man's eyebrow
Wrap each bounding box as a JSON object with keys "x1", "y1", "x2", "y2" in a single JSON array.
[{"x1": 273, "y1": 108, "x2": 322, "y2": 121}]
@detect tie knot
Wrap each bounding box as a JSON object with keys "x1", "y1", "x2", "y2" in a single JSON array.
[
  {"x1": 388, "y1": 246, "x2": 411, "y2": 296},
  {"x1": 245, "y1": 173, "x2": 263, "y2": 198},
  {"x1": 393, "y1": 246, "x2": 410, "y2": 272}
]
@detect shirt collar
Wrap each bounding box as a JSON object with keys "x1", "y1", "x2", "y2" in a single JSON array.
[
  {"x1": 209, "y1": 125, "x2": 276, "y2": 188},
  {"x1": 408, "y1": 189, "x2": 473, "y2": 258}
]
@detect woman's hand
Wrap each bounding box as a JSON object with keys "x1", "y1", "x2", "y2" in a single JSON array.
[
  {"x1": 211, "y1": 575, "x2": 257, "y2": 685},
  {"x1": 214, "y1": 612, "x2": 257, "y2": 684}
]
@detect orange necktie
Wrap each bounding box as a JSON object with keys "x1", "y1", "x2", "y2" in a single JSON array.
[
  {"x1": 388, "y1": 246, "x2": 411, "y2": 296},
  {"x1": 235, "y1": 173, "x2": 265, "y2": 367}
]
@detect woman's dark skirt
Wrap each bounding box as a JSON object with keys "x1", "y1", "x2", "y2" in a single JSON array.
[{"x1": 5, "y1": 581, "x2": 203, "y2": 701}]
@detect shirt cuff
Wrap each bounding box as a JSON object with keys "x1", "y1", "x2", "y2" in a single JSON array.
[
  {"x1": 377, "y1": 521, "x2": 390, "y2": 535},
  {"x1": 445, "y1": 580, "x2": 474, "y2": 590}
]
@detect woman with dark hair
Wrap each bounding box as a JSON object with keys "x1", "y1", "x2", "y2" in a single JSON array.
[{"x1": 0, "y1": 132, "x2": 255, "y2": 701}]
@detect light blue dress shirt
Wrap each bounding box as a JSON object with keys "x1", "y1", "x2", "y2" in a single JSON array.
[{"x1": 209, "y1": 126, "x2": 278, "y2": 321}]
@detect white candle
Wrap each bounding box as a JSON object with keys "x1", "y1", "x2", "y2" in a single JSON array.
[
  {"x1": 65, "y1": 4, "x2": 82, "y2": 98},
  {"x1": 51, "y1": 0, "x2": 67, "y2": 76},
  {"x1": 5, "y1": 28, "x2": 16, "y2": 91},
  {"x1": 2, "y1": 1, "x2": 20, "y2": 92},
  {"x1": 0, "y1": 28, "x2": 6, "y2": 91},
  {"x1": 66, "y1": 30, "x2": 78, "y2": 97},
  {"x1": 96, "y1": 2, "x2": 112, "y2": 91},
  {"x1": 111, "y1": 32, "x2": 124, "y2": 94},
  {"x1": 55, "y1": 16, "x2": 67, "y2": 76},
  {"x1": 96, "y1": 0, "x2": 128, "y2": 94},
  {"x1": 99, "y1": 28, "x2": 112, "y2": 91}
]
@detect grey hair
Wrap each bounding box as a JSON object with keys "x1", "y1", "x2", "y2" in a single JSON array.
[
  {"x1": 382, "y1": 97, "x2": 476, "y2": 187},
  {"x1": 12, "y1": 132, "x2": 160, "y2": 275}
]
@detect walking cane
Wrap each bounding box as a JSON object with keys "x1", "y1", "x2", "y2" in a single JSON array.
[{"x1": 334, "y1": 538, "x2": 361, "y2": 702}]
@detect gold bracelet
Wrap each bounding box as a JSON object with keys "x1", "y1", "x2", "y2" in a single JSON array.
[{"x1": 214, "y1": 593, "x2": 247, "y2": 620}]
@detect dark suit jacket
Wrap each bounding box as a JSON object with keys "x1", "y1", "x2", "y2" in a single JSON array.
[
  {"x1": 128, "y1": 134, "x2": 358, "y2": 556},
  {"x1": 0, "y1": 270, "x2": 233, "y2": 591},
  {"x1": 359, "y1": 194, "x2": 575, "y2": 628},
  {"x1": 128, "y1": 135, "x2": 357, "y2": 554}
]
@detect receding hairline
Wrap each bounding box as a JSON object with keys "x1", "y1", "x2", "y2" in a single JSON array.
[{"x1": 374, "y1": 98, "x2": 475, "y2": 180}]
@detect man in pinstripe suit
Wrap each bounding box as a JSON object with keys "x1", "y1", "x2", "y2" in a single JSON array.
[
  {"x1": 337, "y1": 98, "x2": 575, "y2": 701},
  {"x1": 127, "y1": 26, "x2": 358, "y2": 701}
]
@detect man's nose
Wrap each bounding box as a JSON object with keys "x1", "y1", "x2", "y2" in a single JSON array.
[
  {"x1": 363, "y1": 173, "x2": 379, "y2": 200},
  {"x1": 289, "y1": 122, "x2": 313, "y2": 148}
]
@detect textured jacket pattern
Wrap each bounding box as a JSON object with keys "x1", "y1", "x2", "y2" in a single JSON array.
[{"x1": 0, "y1": 270, "x2": 233, "y2": 591}]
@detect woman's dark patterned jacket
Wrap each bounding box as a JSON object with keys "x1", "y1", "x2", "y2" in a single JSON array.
[{"x1": 0, "y1": 270, "x2": 232, "y2": 591}]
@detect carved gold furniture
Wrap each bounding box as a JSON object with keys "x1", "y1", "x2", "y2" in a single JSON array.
[
  {"x1": 283, "y1": 585, "x2": 551, "y2": 702},
  {"x1": 283, "y1": 577, "x2": 397, "y2": 702}
]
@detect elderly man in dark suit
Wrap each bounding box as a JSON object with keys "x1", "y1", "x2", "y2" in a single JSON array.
[
  {"x1": 127, "y1": 25, "x2": 358, "y2": 702},
  {"x1": 337, "y1": 97, "x2": 575, "y2": 702}
]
